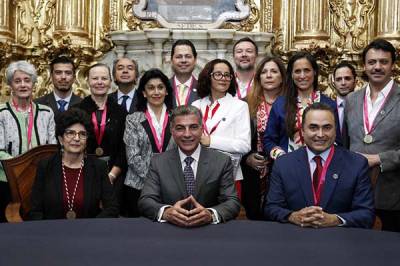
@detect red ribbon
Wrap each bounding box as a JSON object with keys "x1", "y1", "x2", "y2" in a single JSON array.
[
  {"x1": 91, "y1": 104, "x2": 107, "y2": 147},
  {"x1": 145, "y1": 110, "x2": 169, "y2": 153},
  {"x1": 312, "y1": 145, "x2": 335, "y2": 205},
  {"x1": 202, "y1": 102, "x2": 221, "y2": 135},
  {"x1": 172, "y1": 75, "x2": 194, "y2": 106}
]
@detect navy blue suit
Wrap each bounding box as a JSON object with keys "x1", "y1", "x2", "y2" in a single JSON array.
[
  {"x1": 263, "y1": 95, "x2": 342, "y2": 155},
  {"x1": 264, "y1": 146, "x2": 375, "y2": 228}
]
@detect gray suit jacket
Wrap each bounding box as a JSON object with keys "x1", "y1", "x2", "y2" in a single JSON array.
[
  {"x1": 138, "y1": 147, "x2": 240, "y2": 222},
  {"x1": 345, "y1": 81, "x2": 400, "y2": 210},
  {"x1": 35, "y1": 92, "x2": 82, "y2": 118}
]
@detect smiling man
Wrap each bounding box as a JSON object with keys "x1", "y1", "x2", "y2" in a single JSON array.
[
  {"x1": 345, "y1": 39, "x2": 400, "y2": 232},
  {"x1": 138, "y1": 105, "x2": 240, "y2": 227},
  {"x1": 264, "y1": 102, "x2": 374, "y2": 228}
]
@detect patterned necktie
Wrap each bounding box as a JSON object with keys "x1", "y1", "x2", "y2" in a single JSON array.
[
  {"x1": 58, "y1": 100, "x2": 67, "y2": 112},
  {"x1": 183, "y1": 156, "x2": 195, "y2": 196},
  {"x1": 313, "y1": 156, "x2": 323, "y2": 194},
  {"x1": 120, "y1": 95, "x2": 129, "y2": 112}
]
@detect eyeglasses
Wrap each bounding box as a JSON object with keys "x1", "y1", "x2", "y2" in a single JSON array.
[
  {"x1": 64, "y1": 129, "x2": 88, "y2": 140},
  {"x1": 210, "y1": 72, "x2": 233, "y2": 81}
]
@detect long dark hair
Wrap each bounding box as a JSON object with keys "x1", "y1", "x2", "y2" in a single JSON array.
[
  {"x1": 285, "y1": 52, "x2": 319, "y2": 138},
  {"x1": 135, "y1": 68, "x2": 174, "y2": 112}
]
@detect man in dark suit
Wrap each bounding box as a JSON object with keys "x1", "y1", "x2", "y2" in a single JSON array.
[
  {"x1": 345, "y1": 39, "x2": 400, "y2": 232},
  {"x1": 108, "y1": 56, "x2": 139, "y2": 114},
  {"x1": 170, "y1": 39, "x2": 199, "y2": 107},
  {"x1": 264, "y1": 102, "x2": 374, "y2": 229},
  {"x1": 138, "y1": 105, "x2": 240, "y2": 227},
  {"x1": 35, "y1": 56, "x2": 81, "y2": 117}
]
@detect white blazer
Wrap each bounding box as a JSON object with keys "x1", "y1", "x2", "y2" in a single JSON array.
[{"x1": 192, "y1": 93, "x2": 251, "y2": 180}]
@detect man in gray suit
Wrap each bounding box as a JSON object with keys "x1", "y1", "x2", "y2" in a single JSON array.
[
  {"x1": 345, "y1": 38, "x2": 400, "y2": 232},
  {"x1": 35, "y1": 56, "x2": 81, "y2": 117},
  {"x1": 139, "y1": 105, "x2": 240, "y2": 227}
]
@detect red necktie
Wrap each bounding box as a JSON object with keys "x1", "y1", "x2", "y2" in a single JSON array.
[{"x1": 313, "y1": 156, "x2": 323, "y2": 193}]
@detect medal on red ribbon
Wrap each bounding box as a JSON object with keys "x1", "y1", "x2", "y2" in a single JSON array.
[{"x1": 91, "y1": 104, "x2": 107, "y2": 156}]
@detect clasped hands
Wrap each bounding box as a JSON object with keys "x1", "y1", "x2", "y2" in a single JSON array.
[
  {"x1": 162, "y1": 195, "x2": 213, "y2": 227},
  {"x1": 288, "y1": 206, "x2": 341, "y2": 228}
]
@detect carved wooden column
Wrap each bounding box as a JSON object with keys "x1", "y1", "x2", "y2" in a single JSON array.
[
  {"x1": 0, "y1": 0, "x2": 14, "y2": 42},
  {"x1": 54, "y1": 0, "x2": 90, "y2": 45},
  {"x1": 376, "y1": 0, "x2": 400, "y2": 46},
  {"x1": 293, "y1": 0, "x2": 330, "y2": 48}
]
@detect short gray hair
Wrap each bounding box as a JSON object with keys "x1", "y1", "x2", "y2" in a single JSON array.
[
  {"x1": 112, "y1": 56, "x2": 139, "y2": 83},
  {"x1": 6, "y1": 60, "x2": 38, "y2": 85},
  {"x1": 170, "y1": 105, "x2": 203, "y2": 127}
]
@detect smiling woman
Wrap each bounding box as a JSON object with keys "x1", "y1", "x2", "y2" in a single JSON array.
[{"x1": 0, "y1": 60, "x2": 57, "y2": 222}]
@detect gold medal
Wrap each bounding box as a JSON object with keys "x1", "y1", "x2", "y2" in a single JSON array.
[
  {"x1": 363, "y1": 134, "x2": 373, "y2": 144},
  {"x1": 95, "y1": 147, "x2": 104, "y2": 156},
  {"x1": 66, "y1": 210, "x2": 76, "y2": 219}
]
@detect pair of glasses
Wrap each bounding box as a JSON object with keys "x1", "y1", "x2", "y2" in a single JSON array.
[
  {"x1": 211, "y1": 72, "x2": 233, "y2": 81},
  {"x1": 64, "y1": 130, "x2": 88, "y2": 140}
]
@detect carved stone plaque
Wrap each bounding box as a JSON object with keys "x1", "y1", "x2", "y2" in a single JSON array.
[{"x1": 133, "y1": 0, "x2": 250, "y2": 29}]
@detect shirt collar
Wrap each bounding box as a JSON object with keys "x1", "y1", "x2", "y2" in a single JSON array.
[
  {"x1": 117, "y1": 88, "x2": 136, "y2": 100},
  {"x1": 53, "y1": 91, "x2": 72, "y2": 102},
  {"x1": 336, "y1": 96, "x2": 345, "y2": 107},
  {"x1": 174, "y1": 75, "x2": 193, "y2": 87},
  {"x1": 306, "y1": 146, "x2": 332, "y2": 164},
  {"x1": 366, "y1": 79, "x2": 394, "y2": 99},
  {"x1": 178, "y1": 144, "x2": 201, "y2": 164}
]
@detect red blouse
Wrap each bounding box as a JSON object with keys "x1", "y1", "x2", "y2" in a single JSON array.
[{"x1": 62, "y1": 166, "x2": 85, "y2": 218}]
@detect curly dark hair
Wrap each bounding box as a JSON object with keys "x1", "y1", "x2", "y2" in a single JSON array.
[
  {"x1": 197, "y1": 59, "x2": 237, "y2": 99},
  {"x1": 55, "y1": 108, "x2": 94, "y2": 141},
  {"x1": 135, "y1": 68, "x2": 174, "y2": 112}
]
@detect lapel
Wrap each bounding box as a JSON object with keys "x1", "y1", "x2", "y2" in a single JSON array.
[
  {"x1": 319, "y1": 147, "x2": 342, "y2": 208},
  {"x1": 371, "y1": 82, "x2": 400, "y2": 130},
  {"x1": 194, "y1": 147, "x2": 209, "y2": 198},
  {"x1": 48, "y1": 93, "x2": 60, "y2": 115},
  {"x1": 141, "y1": 114, "x2": 172, "y2": 153},
  {"x1": 82, "y1": 157, "x2": 94, "y2": 217},
  {"x1": 129, "y1": 92, "x2": 138, "y2": 113},
  {"x1": 188, "y1": 78, "x2": 198, "y2": 105},
  {"x1": 70, "y1": 94, "x2": 82, "y2": 106},
  {"x1": 51, "y1": 153, "x2": 65, "y2": 217},
  {"x1": 295, "y1": 148, "x2": 315, "y2": 206},
  {"x1": 206, "y1": 95, "x2": 231, "y2": 130},
  {"x1": 167, "y1": 149, "x2": 187, "y2": 198}
]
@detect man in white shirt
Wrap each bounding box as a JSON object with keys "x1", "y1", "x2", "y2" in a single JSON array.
[
  {"x1": 332, "y1": 61, "x2": 356, "y2": 135},
  {"x1": 170, "y1": 39, "x2": 199, "y2": 107},
  {"x1": 345, "y1": 38, "x2": 400, "y2": 232},
  {"x1": 35, "y1": 56, "x2": 81, "y2": 116},
  {"x1": 109, "y1": 56, "x2": 139, "y2": 114},
  {"x1": 138, "y1": 105, "x2": 240, "y2": 227},
  {"x1": 265, "y1": 102, "x2": 374, "y2": 228},
  {"x1": 233, "y1": 37, "x2": 257, "y2": 99}
]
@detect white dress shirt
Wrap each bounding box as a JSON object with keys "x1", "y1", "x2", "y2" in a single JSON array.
[
  {"x1": 53, "y1": 91, "x2": 73, "y2": 111},
  {"x1": 336, "y1": 96, "x2": 345, "y2": 132},
  {"x1": 174, "y1": 76, "x2": 193, "y2": 106},
  {"x1": 117, "y1": 89, "x2": 136, "y2": 112}
]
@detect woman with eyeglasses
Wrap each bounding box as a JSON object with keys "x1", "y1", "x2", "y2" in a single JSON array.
[
  {"x1": 0, "y1": 61, "x2": 56, "y2": 222},
  {"x1": 74, "y1": 63, "x2": 127, "y2": 211},
  {"x1": 263, "y1": 52, "x2": 341, "y2": 160},
  {"x1": 192, "y1": 59, "x2": 251, "y2": 196},
  {"x1": 122, "y1": 69, "x2": 175, "y2": 217},
  {"x1": 30, "y1": 108, "x2": 118, "y2": 219}
]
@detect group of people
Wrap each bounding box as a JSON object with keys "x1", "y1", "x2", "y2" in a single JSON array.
[{"x1": 0, "y1": 37, "x2": 398, "y2": 232}]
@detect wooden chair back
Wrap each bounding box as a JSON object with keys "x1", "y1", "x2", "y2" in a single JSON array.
[{"x1": 1, "y1": 144, "x2": 58, "y2": 222}]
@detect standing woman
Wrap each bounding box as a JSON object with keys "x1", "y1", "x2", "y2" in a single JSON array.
[
  {"x1": 192, "y1": 59, "x2": 251, "y2": 196},
  {"x1": 241, "y1": 56, "x2": 286, "y2": 220},
  {"x1": 30, "y1": 108, "x2": 119, "y2": 219},
  {"x1": 0, "y1": 60, "x2": 56, "y2": 222},
  {"x1": 263, "y1": 52, "x2": 341, "y2": 160},
  {"x1": 74, "y1": 63, "x2": 127, "y2": 204},
  {"x1": 123, "y1": 69, "x2": 175, "y2": 217}
]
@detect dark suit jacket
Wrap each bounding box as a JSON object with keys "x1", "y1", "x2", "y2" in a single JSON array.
[
  {"x1": 345, "y1": 82, "x2": 400, "y2": 210},
  {"x1": 29, "y1": 153, "x2": 119, "y2": 219},
  {"x1": 35, "y1": 92, "x2": 82, "y2": 118},
  {"x1": 264, "y1": 146, "x2": 375, "y2": 228},
  {"x1": 263, "y1": 95, "x2": 342, "y2": 155},
  {"x1": 138, "y1": 147, "x2": 241, "y2": 222},
  {"x1": 73, "y1": 96, "x2": 127, "y2": 171},
  {"x1": 108, "y1": 90, "x2": 138, "y2": 114},
  {"x1": 169, "y1": 77, "x2": 199, "y2": 107}
]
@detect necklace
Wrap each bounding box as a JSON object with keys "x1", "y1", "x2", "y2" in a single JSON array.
[{"x1": 62, "y1": 159, "x2": 84, "y2": 219}]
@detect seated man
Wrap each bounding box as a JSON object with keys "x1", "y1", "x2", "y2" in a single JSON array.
[
  {"x1": 138, "y1": 106, "x2": 240, "y2": 226},
  {"x1": 264, "y1": 103, "x2": 374, "y2": 228}
]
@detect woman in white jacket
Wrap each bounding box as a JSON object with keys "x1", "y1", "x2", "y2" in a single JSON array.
[{"x1": 192, "y1": 59, "x2": 251, "y2": 197}]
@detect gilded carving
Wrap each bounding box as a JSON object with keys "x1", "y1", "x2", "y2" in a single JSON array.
[
  {"x1": 15, "y1": 0, "x2": 34, "y2": 45},
  {"x1": 123, "y1": 0, "x2": 159, "y2": 30},
  {"x1": 329, "y1": 0, "x2": 375, "y2": 51},
  {"x1": 223, "y1": 0, "x2": 260, "y2": 32}
]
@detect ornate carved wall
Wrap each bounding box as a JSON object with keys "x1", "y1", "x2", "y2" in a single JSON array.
[{"x1": 0, "y1": 0, "x2": 399, "y2": 102}]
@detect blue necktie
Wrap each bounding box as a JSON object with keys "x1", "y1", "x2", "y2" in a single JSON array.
[
  {"x1": 58, "y1": 100, "x2": 67, "y2": 112},
  {"x1": 120, "y1": 95, "x2": 129, "y2": 112},
  {"x1": 184, "y1": 156, "x2": 195, "y2": 196}
]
